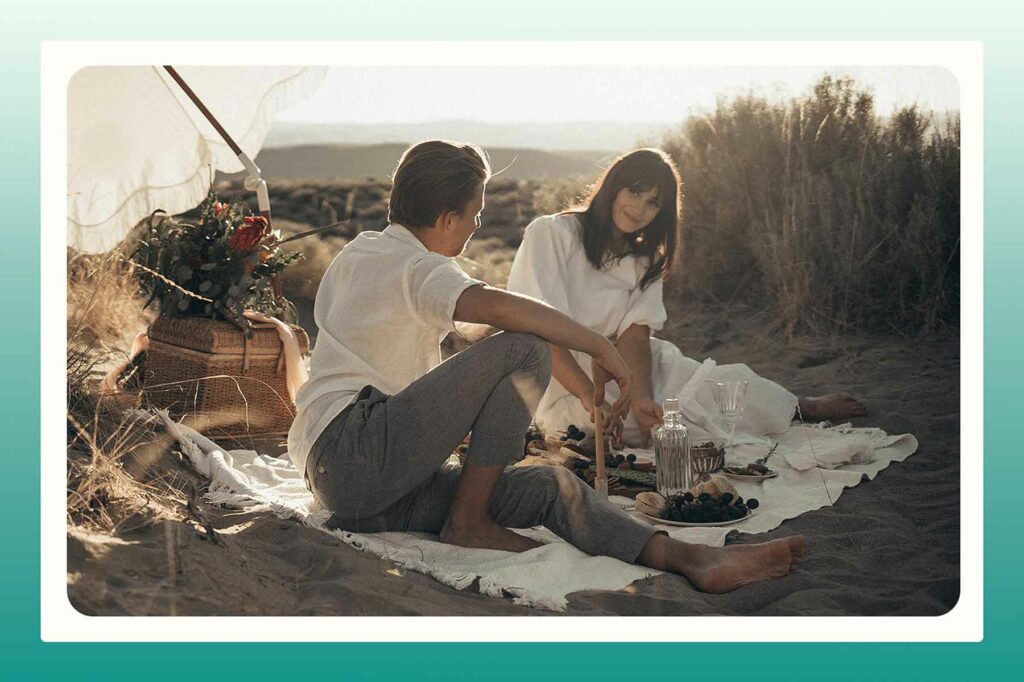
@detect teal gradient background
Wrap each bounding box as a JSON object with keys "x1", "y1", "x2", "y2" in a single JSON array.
[{"x1": 4, "y1": 1, "x2": 1018, "y2": 678}]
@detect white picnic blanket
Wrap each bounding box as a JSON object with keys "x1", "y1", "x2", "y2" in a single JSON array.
[{"x1": 157, "y1": 412, "x2": 917, "y2": 612}]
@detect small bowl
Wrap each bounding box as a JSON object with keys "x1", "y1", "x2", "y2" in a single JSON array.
[{"x1": 690, "y1": 440, "x2": 725, "y2": 481}]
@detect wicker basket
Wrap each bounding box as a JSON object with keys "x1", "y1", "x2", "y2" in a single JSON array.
[{"x1": 143, "y1": 315, "x2": 309, "y2": 436}]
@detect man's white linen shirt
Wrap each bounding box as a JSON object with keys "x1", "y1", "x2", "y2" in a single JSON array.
[{"x1": 286, "y1": 223, "x2": 484, "y2": 472}]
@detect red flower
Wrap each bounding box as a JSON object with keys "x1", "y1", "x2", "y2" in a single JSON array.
[
  {"x1": 213, "y1": 201, "x2": 226, "y2": 216},
  {"x1": 229, "y1": 215, "x2": 269, "y2": 251}
]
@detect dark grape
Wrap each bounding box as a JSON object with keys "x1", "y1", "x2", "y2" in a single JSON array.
[
  {"x1": 698, "y1": 492, "x2": 711, "y2": 502},
  {"x1": 626, "y1": 453, "x2": 637, "y2": 463},
  {"x1": 682, "y1": 492, "x2": 695, "y2": 503},
  {"x1": 720, "y1": 492, "x2": 734, "y2": 504},
  {"x1": 746, "y1": 498, "x2": 760, "y2": 510}
]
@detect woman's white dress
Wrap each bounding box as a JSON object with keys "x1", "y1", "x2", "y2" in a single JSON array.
[{"x1": 505, "y1": 213, "x2": 797, "y2": 447}]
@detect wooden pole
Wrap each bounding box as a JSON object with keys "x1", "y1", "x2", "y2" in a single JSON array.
[
  {"x1": 594, "y1": 391, "x2": 608, "y2": 499},
  {"x1": 162, "y1": 66, "x2": 273, "y2": 226},
  {"x1": 163, "y1": 66, "x2": 243, "y2": 156}
]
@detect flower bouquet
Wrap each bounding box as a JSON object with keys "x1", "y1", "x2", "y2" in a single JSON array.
[{"x1": 133, "y1": 190, "x2": 302, "y2": 331}]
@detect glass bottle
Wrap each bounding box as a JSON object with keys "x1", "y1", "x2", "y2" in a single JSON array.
[{"x1": 654, "y1": 398, "x2": 691, "y2": 497}]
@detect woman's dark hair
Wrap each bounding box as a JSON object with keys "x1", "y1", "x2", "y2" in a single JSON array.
[
  {"x1": 564, "y1": 148, "x2": 682, "y2": 290},
  {"x1": 388, "y1": 140, "x2": 491, "y2": 229}
]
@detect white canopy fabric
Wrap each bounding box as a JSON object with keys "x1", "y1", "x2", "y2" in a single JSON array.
[{"x1": 68, "y1": 65, "x2": 326, "y2": 254}]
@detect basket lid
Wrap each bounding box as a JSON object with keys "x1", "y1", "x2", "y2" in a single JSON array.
[{"x1": 149, "y1": 315, "x2": 308, "y2": 356}]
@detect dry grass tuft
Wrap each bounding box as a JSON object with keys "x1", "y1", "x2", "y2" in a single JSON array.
[{"x1": 67, "y1": 250, "x2": 187, "y2": 532}]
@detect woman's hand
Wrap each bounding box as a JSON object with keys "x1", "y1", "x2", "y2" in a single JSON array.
[
  {"x1": 631, "y1": 397, "x2": 664, "y2": 447},
  {"x1": 581, "y1": 399, "x2": 624, "y2": 449}
]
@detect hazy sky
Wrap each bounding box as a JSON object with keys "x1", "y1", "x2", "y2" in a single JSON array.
[{"x1": 277, "y1": 65, "x2": 960, "y2": 124}]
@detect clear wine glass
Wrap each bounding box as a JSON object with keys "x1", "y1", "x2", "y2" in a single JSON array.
[{"x1": 713, "y1": 380, "x2": 748, "y2": 449}]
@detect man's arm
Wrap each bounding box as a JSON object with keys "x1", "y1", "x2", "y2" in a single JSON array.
[
  {"x1": 454, "y1": 284, "x2": 633, "y2": 419},
  {"x1": 455, "y1": 285, "x2": 605, "y2": 360}
]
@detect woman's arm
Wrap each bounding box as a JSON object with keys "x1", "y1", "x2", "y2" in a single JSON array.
[
  {"x1": 616, "y1": 323, "x2": 663, "y2": 445},
  {"x1": 615, "y1": 323, "x2": 654, "y2": 400},
  {"x1": 552, "y1": 344, "x2": 625, "y2": 444},
  {"x1": 550, "y1": 345, "x2": 593, "y2": 404},
  {"x1": 454, "y1": 284, "x2": 633, "y2": 420}
]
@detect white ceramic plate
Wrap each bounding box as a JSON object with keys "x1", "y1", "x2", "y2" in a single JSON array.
[
  {"x1": 722, "y1": 468, "x2": 779, "y2": 482},
  {"x1": 637, "y1": 508, "x2": 754, "y2": 527}
]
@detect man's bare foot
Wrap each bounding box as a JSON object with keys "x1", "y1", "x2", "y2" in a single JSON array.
[
  {"x1": 440, "y1": 518, "x2": 542, "y2": 553},
  {"x1": 788, "y1": 536, "x2": 806, "y2": 570},
  {"x1": 682, "y1": 536, "x2": 805, "y2": 593},
  {"x1": 798, "y1": 392, "x2": 867, "y2": 421}
]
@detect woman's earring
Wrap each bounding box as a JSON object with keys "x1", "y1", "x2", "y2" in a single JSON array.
[{"x1": 634, "y1": 231, "x2": 645, "y2": 245}]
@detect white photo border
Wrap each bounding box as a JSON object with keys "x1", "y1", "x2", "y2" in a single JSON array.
[{"x1": 42, "y1": 40, "x2": 982, "y2": 642}]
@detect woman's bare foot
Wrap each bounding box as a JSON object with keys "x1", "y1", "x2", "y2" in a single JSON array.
[
  {"x1": 639, "y1": 534, "x2": 805, "y2": 593},
  {"x1": 798, "y1": 392, "x2": 867, "y2": 421},
  {"x1": 440, "y1": 518, "x2": 542, "y2": 553}
]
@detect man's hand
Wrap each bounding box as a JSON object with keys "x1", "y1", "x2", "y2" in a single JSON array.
[
  {"x1": 582, "y1": 399, "x2": 624, "y2": 449},
  {"x1": 631, "y1": 397, "x2": 664, "y2": 447},
  {"x1": 592, "y1": 344, "x2": 633, "y2": 423}
]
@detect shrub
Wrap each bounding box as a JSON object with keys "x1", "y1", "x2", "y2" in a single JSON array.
[{"x1": 658, "y1": 75, "x2": 959, "y2": 337}]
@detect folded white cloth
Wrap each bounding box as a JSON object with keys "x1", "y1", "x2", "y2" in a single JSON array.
[
  {"x1": 156, "y1": 411, "x2": 918, "y2": 611},
  {"x1": 781, "y1": 427, "x2": 874, "y2": 470},
  {"x1": 674, "y1": 358, "x2": 730, "y2": 440}
]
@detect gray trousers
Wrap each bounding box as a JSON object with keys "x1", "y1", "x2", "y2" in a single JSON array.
[{"x1": 306, "y1": 331, "x2": 660, "y2": 564}]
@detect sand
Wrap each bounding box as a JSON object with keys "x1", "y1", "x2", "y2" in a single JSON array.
[{"x1": 67, "y1": 308, "x2": 959, "y2": 616}]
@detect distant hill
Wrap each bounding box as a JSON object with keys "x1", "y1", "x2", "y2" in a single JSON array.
[
  {"x1": 244, "y1": 143, "x2": 614, "y2": 181},
  {"x1": 263, "y1": 120, "x2": 672, "y2": 153}
]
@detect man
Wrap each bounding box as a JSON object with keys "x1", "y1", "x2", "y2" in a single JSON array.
[{"x1": 288, "y1": 140, "x2": 803, "y2": 591}]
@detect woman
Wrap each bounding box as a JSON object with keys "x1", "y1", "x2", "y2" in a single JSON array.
[{"x1": 507, "y1": 148, "x2": 865, "y2": 447}]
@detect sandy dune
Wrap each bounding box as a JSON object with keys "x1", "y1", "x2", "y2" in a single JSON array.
[{"x1": 68, "y1": 309, "x2": 959, "y2": 616}]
